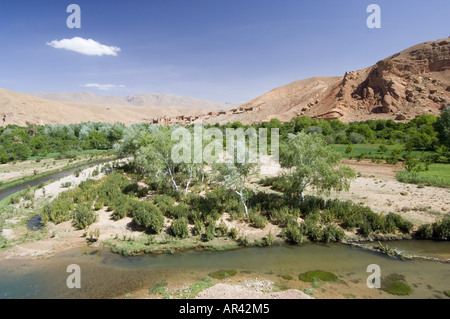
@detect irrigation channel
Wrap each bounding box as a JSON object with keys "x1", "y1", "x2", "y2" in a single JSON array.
[{"x1": 0, "y1": 159, "x2": 113, "y2": 202}]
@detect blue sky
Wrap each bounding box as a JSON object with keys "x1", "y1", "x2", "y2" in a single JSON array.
[{"x1": 0, "y1": 0, "x2": 448, "y2": 103}]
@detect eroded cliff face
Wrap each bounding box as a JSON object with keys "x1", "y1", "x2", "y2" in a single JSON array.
[
  {"x1": 330, "y1": 38, "x2": 450, "y2": 121},
  {"x1": 204, "y1": 38, "x2": 450, "y2": 125}
]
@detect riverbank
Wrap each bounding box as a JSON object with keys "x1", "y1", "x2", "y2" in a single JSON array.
[
  {"x1": 2, "y1": 244, "x2": 450, "y2": 299},
  {"x1": 1, "y1": 158, "x2": 449, "y2": 262},
  {"x1": 0, "y1": 151, "x2": 114, "y2": 189}
]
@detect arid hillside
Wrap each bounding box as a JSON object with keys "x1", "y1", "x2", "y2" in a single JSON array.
[
  {"x1": 204, "y1": 38, "x2": 450, "y2": 124},
  {"x1": 0, "y1": 89, "x2": 227, "y2": 126},
  {"x1": 2, "y1": 38, "x2": 449, "y2": 126}
]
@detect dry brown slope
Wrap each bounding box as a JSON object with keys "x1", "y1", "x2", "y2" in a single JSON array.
[
  {"x1": 203, "y1": 76, "x2": 342, "y2": 125},
  {"x1": 30, "y1": 91, "x2": 237, "y2": 112},
  {"x1": 0, "y1": 89, "x2": 213, "y2": 126},
  {"x1": 204, "y1": 37, "x2": 450, "y2": 124},
  {"x1": 312, "y1": 37, "x2": 450, "y2": 122}
]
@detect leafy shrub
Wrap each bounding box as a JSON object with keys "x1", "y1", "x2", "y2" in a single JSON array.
[
  {"x1": 415, "y1": 223, "x2": 433, "y2": 239},
  {"x1": 74, "y1": 168, "x2": 82, "y2": 177},
  {"x1": 92, "y1": 168, "x2": 99, "y2": 177},
  {"x1": 385, "y1": 213, "x2": 413, "y2": 234},
  {"x1": 229, "y1": 227, "x2": 238, "y2": 240},
  {"x1": 249, "y1": 211, "x2": 268, "y2": 229},
  {"x1": 322, "y1": 224, "x2": 345, "y2": 243},
  {"x1": 170, "y1": 218, "x2": 189, "y2": 239},
  {"x1": 384, "y1": 213, "x2": 398, "y2": 233},
  {"x1": 365, "y1": 212, "x2": 385, "y2": 233},
  {"x1": 192, "y1": 219, "x2": 204, "y2": 236},
  {"x1": 204, "y1": 223, "x2": 215, "y2": 242},
  {"x1": 132, "y1": 202, "x2": 164, "y2": 233},
  {"x1": 263, "y1": 231, "x2": 275, "y2": 246},
  {"x1": 216, "y1": 220, "x2": 229, "y2": 237},
  {"x1": 73, "y1": 203, "x2": 97, "y2": 230},
  {"x1": 283, "y1": 221, "x2": 304, "y2": 244},
  {"x1": 152, "y1": 195, "x2": 175, "y2": 214},
  {"x1": 167, "y1": 203, "x2": 191, "y2": 220},
  {"x1": 60, "y1": 182, "x2": 72, "y2": 188},
  {"x1": 358, "y1": 222, "x2": 373, "y2": 237},
  {"x1": 94, "y1": 199, "x2": 104, "y2": 211},
  {"x1": 306, "y1": 223, "x2": 323, "y2": 242},
  {"x1": 299, "y1": 196, "x2": 325, "y2": 217},
  {"x1": 269, "y1": 207, "x2": 291, "y2": 226},
  {"x1": 41, "y1": 192, "x2": 74, "y2": 224},
  {"x1": 348, "y1": 132, "x2": 365, "y2": 144},
  {"x1": 432, "y1": 216, "x2": 450, "y2": 240},
  {"x1": 397, "y1": 219, "x2": 414, "y2": 234},
  {"x1": 237, "y1": 235, "x2": 250, "y2": 247},
  {"x1": 112, "y1": 199, "x2": 132, "y2": 220}
]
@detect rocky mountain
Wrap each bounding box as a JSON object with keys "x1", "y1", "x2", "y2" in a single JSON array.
[
  {"x1": 29, "y1": 92, "x2": 237, "y2": 112},
  {"x1": 204, "y1": 38, "x2": 450, "y2": 124}
]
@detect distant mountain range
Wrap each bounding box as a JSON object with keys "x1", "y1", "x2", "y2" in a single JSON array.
[
  {"x1": 29, "y1": 91, "x2": 239, "y2": 112},
  {"x1": 0, "y1": 90, "x2": 238, "y2": 126},
  {"x1": 0, "y1": 89, "x2": 239, "y2": 125},
  {"x1": 2, "y1": 37, "x2": 449, "y2": 127}
]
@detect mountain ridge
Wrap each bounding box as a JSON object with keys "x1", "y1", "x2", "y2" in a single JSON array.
[
  {"x1": 203, "y1": 37, "x2": 450, "y2": 124},
  {"x1": 28, "y1": 91, "x2": 239, "y2": 112}
]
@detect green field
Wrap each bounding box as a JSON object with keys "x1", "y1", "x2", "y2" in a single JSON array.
[{"x1": 396, "y1": 163, "x2": 450, "y2": 188}]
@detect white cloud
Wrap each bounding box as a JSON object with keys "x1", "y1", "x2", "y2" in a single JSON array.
[
  {"x1": 47, "y1": 37, "x2": 121, "y2": 56},
  {"x1": 84, "y1": 83, "x2": 126, "y2": 91}
]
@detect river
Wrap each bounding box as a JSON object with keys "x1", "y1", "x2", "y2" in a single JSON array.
[{"x1": 0, "y1": 242, "x2": 449, "y2": 299}]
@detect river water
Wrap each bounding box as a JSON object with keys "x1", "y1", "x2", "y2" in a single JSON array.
[{"x1": 0, "y1": 242, "x2": 449, "y2": 299}]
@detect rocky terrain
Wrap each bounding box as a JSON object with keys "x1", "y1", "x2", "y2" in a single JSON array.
[{"x1": 204, "y1": 37, "x2": 450, "y2": 124}]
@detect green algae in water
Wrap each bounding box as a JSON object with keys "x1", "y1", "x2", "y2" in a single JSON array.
[
  {"x1": 381, "y1": 274, "x2": 413, "y2": 295},
  {"x1": 444, "y1": 290, "x2": 450, "y2": 298},
  {"x1": 208, "y1": 269, "x2": 237, "y2": 279},
  {"x1": 148, "y1": 281, "x2": 168, "y2": 295},
  {"x1": 299, "y1": 270, "x2": 339, "y2": 282}
]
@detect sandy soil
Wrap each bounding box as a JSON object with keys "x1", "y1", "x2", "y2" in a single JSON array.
[
  {"x1": 260, "y1": 158, "x2": 450, "y2": 226},
  {"x1": 196, "y1": 283, "x2": 313, "y2": 299},
  {"x1": 128, "y1": 270, "x2": 391, "y2": 300},
  {"x1": 328, "y1": 159, "x2": 450, "y2": 225}
]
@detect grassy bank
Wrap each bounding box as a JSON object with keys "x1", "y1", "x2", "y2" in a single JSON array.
[
  {"x1": 396, "y1": 164, "x2": 450, "y2": 188},
  {"x1": 103, "y1": 235, "x2": 241, "y2": 256}
]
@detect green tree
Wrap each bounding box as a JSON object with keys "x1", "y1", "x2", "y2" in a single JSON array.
[
  {"x1": 279, "y1": 132, "x2": 356, "y2": 199},
  {"x1": 435, "y1": 106, "x2": 450, "y2": 147},
  {"x1": 213, "y1": 152, "x2": 259, "y2": 218}
]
